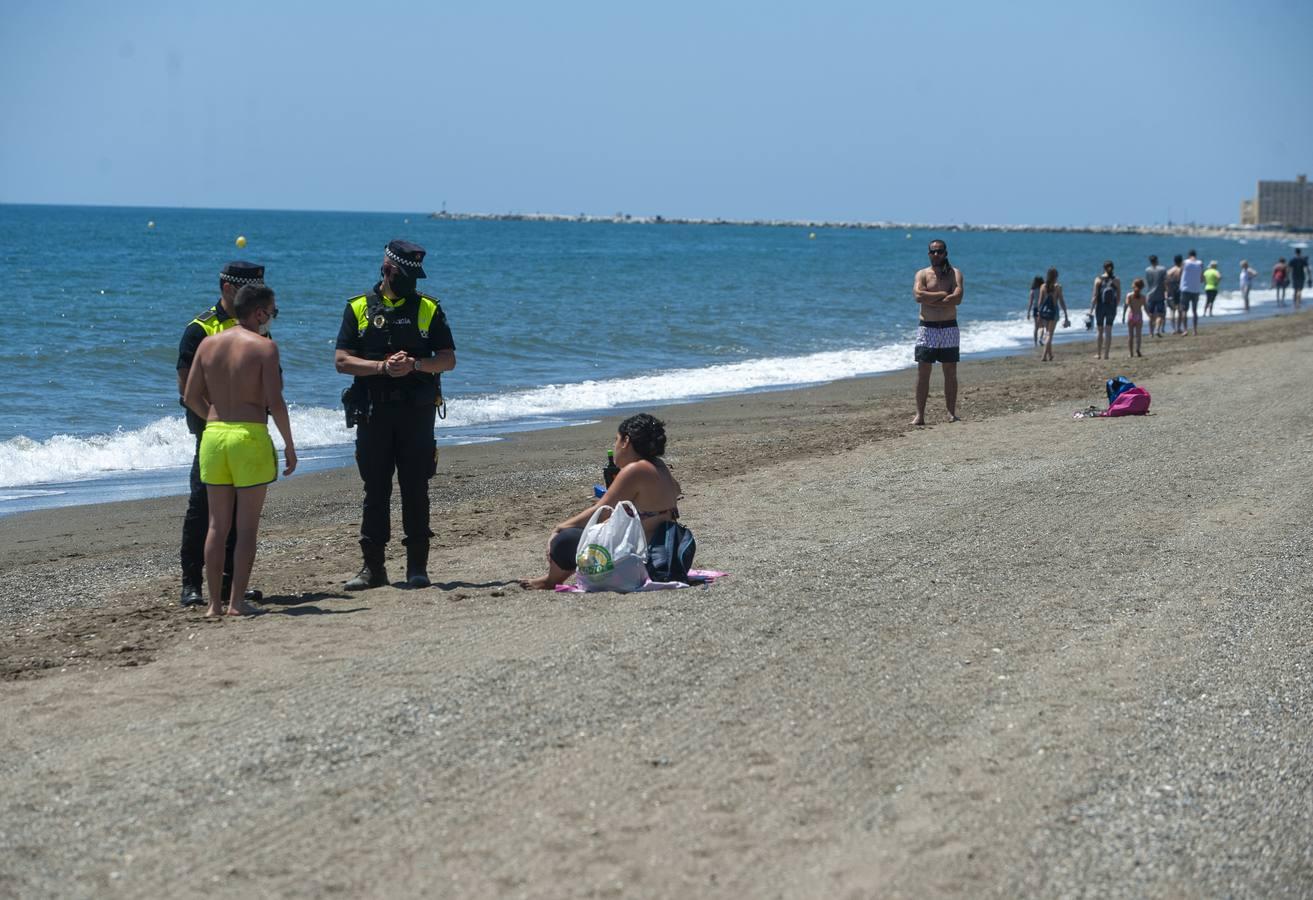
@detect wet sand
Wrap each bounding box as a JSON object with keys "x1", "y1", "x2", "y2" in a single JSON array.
[{"x1": 2, "y1": 312, "x2": 1311, "y2": 898}]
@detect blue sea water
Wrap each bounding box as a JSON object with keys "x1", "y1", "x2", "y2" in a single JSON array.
[{"x1": 0, "y1": 203, "x2": 1299, "y2": 514}]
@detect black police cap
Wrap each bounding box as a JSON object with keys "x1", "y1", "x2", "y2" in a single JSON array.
[
  {"x1": 384, "y1": 240, "x2": 427, "y2": 279},
  {"x1": 220, "y1": 261, "x2": 265, "y2": 286}
]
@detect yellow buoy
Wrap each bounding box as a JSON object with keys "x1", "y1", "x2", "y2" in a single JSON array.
[{"x1": 235, "y1": 235, "x2": 247, "y2": 248}]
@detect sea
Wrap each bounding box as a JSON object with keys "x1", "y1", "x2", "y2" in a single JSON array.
[{"x1": 0, "y1": 204, "x2": 1300, "y2": 515}]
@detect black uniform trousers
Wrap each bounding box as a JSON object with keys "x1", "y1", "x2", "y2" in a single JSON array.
[
  {"x1": 355, "y1": 402, "x2": 437, "y2": 547},
  {"x1": 180, "y1": 433, "x2": 237, "y2": 583}
]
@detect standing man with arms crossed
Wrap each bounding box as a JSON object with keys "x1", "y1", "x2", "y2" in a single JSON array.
[
  {"x1": 183, "y1": 285, "x2": 296, "y2": 617},
  {"x1": 1089, "y1": 261, "x2": 1121, "y2": 360},
  {"x1": 176, "y1": 261, "x2": 265, "y2": 607},
  {"x1": 1179, "y1": 249, "x2": 1204, "y2": 335},
  {"x1": 911, "y1": 238, "x2": 964, "y2": 426},
  {"x1": 1288, "y1": 247, "x2": 1309, "y2": 310},
  {"x1": 335, "y1": 240, "x2": 456, "y2": 590},
  {"x1": 1144, "y1": 255, "x2": 1168, "y2": 338}
]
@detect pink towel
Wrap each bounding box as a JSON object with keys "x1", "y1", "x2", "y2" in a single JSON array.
[{"x1": 553, "y1": 569, "x2": 728, "y2": 593}]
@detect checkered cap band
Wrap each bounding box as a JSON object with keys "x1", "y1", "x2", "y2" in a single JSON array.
[
  {"x1": 385, "y1": 247, "x2": 424, "y2": 270},
  {"x1": 219, "y1": 273, "x2": 264, "y2": 285}
]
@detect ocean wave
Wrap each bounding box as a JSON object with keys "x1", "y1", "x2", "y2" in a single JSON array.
[
  {"x1": 0, "y1": 296, "x2": 1283, "y2": 490},
  {"x1": 0, "y1": 319, "x2": 1031, "y2": 489},
  {"x1": 0, "y1": 409, "x2": 350, "y2": 490}
]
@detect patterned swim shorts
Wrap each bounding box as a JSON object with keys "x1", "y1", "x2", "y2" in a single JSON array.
[{"x1": 914, "y1": 319, "x2": 960, "y2": 364}]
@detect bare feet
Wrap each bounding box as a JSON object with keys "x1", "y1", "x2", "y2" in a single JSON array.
[
  {"x1": 947, "y1": 414, "x2": 961, "y2": 423},
  {"x1": 518, "y1": 576, "x2": 558, "y2": 591},
  {"x1": 910, "y1": 416, "x2": 926, "y2": 427},
  {"x1": 226, "y1": 601, "x2": 254, "y2": 617},
  {"x1": 204, "y1": 605, "x2": 224, "y2": 619}
]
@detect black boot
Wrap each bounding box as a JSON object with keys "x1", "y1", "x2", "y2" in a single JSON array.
[
  {"x1": 405, "y1": 541, "x2": 431, "y2": 589},
  {"x1": 345, "y1": 541, "x2": 388, "y2": 591},
  {"x1": 179, "y1": 571, "x2": 204, "y2": 607}
]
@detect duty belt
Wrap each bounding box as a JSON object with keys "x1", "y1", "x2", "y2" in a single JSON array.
[{"x1": 367, "y1": 386, "x2": 416, "y2": 405}]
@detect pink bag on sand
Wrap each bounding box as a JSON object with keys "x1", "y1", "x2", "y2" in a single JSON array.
[{"x1": 1101, "y1": 386, "x2": 1150, "y2": 417}]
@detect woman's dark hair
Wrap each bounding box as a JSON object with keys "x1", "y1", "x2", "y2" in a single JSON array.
[
  {"x1": 618, "y1": 413, "x2": 666, "y2": 459},
  {"x1": 1045, "y1": 267, "x2": 1059, "y2": 289},
  {"x1": 1031, "y1": 275, "x2": 1044, "y2": 289}
]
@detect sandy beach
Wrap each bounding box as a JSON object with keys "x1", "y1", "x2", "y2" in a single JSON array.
[{"x1": 2, "y1": 313, "x2": 1312, "y2": 898}]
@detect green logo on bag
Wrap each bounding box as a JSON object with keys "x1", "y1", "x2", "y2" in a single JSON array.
[{"x1": 577, "y1": 544, "x2": 614, "y2": 576}]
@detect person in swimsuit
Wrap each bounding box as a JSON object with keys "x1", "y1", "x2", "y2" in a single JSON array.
[
  {"x1": 520, "y1": 413, "x2": 682, "y2": 591},
  {"x1": 1273, "y1": 258, "x2": 1289, "y2": 306},
  {"x1": 183, "y1": 285, "x2": 296, "y2": 617},
  {"x1": 1026, "y1": 275, "x2": 1044, "y2": 346},
  {"x1": 1036, "y1": 267, "x2": 1069, "y2": 362},
  {"x1": 1289, "y1": 248, "x2": 1309, "y2": 310},
  {"x1": 1165, "y1": 255, "x2": 1184, "y2": 334},
  {"x1": 911, "y1": 238, "x2": 964, "y2": 426},
  {"x1": 1144, "y1": 255, "x2": 1167, "y2": 338},
  {"x1": 1089, "y1": 260, "x2": 1121, "y2": 360},
  {"x1": 1123, "y1": 278, "x2": 1147, "y2": 358}
]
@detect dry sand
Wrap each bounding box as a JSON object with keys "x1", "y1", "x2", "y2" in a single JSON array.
[{"x1": 2, "y1": 314, "x2": 1311, "y2": 898}]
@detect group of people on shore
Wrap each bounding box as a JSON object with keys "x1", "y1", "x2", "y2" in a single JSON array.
[
  {"x1": 177, "y1": 243, "x2": 681, "y2": 616},
  {"x1": 178, "y1": 242, "x2": 459, "y2": 616},
  {"x1": 1025, "y1": 248, "x2": 1309, "y2": 360},
  {"x1": 175, "y1": 236, "x2": 1308, "y2": 613}
]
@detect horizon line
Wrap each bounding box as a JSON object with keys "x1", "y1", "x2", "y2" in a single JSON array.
[{"x1": 1, "y1": 199, "x2": 1302, "y2": 237}]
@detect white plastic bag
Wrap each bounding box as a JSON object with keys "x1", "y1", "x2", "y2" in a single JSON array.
[{"x1": 574, "y1": 501, "x2": 649, "y2": 592}]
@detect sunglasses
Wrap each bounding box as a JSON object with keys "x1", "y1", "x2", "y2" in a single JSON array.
[
  {"x1": 928, "y1": 248, "x2": 946, "y2": 255},
  {"x1": 266, "y1": 307, "x2": 279, "y2": 319}
]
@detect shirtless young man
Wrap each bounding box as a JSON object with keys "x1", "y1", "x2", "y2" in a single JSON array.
[
  {"x1": 1165, "y1": 255, "x2": 1184, "y2": 335},
  {"x1": 911, "y1": 239, "x2": 964, "y2": 426},
  {"x1": 183, "y1": 285, "x2": 296, "y2": 617}
]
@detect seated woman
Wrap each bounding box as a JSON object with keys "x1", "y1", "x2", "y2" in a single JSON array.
[{"x1": 520, "y1": 413, "x2": 681, "y2": 590}]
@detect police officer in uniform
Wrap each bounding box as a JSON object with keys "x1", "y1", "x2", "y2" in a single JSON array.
[
  {"x1": 176, "y1": 261, "x2": 266, "y2": 606},
  {"x1": 335, "y1": 240, "x2": 456, "y2": 589}
]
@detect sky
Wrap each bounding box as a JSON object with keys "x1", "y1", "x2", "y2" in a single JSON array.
[{"x1": 1, "y1": 0, "x2": 1309, "y2": 225}]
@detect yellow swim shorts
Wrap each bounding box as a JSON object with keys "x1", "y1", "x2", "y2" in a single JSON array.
[{"x1": 199, "y1": 421, "x2": 277, "y2": 488}]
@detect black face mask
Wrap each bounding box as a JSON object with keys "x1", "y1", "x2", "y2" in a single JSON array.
[{"x1": 380, "y1": 266, "x2": 416, "y2": 296}]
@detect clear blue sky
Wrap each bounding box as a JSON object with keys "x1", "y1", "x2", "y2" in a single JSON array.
[{"x1": 2, "y1": 0, "x2": 1308, "y2": 225}]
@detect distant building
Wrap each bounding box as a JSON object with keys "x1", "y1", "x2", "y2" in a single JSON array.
[{"x1": 1241, "y1": 174, "x2": 1313, "y2": 229}]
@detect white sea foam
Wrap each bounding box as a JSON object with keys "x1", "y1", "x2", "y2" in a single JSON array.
[
  {"x1": 0, "y1": 488, "x2": 67, "y2": 502},
  {"x1": 0, "y1": 296, "x2": 1288, "y2": 490}
]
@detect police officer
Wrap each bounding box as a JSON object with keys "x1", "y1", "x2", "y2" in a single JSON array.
[
  {"x1": 335, "y1": 240, "x2": 456, "y2": 589},
  {"x1": 176, "y1": 261, "x2": 265, "y2": 606}
]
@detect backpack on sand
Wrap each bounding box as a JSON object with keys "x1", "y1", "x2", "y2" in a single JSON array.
[
  {"x1": 1106, "y1": 376, "x2": 1136, "y2": 404},
  {"x1": 1102, "y1": 386, "x2": 1151, "y2": 417},
  {"x1": 645, "y1": 520, "x2": 696, "y2": 583}
]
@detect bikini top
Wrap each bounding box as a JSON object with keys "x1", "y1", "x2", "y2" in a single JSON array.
[{"x1": 638, "y1": 505, "x2": 679, "y2": 520}]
